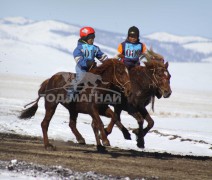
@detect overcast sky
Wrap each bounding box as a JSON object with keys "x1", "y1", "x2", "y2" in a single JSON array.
[{"x1": 0, "y1": 0, "x2": 212, "y2": 38}]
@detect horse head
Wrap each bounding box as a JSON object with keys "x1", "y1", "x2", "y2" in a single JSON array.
[
  {"x1": 144, "y1": 49, "x2": 172, "y2": 98},
  {"x1": 91, "y1": 59, "x2": 131, "y2": 97}
]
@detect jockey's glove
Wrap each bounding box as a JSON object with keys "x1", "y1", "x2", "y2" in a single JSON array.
[{"x1": 86, "y1": 60, "x2": 97, "y2": 70}]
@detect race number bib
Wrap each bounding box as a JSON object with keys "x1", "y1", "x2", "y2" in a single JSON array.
[
  {"x1": 124, "y1": 43, "x2": 142, "y2": 59},
  {"x1": 82, "y1": 44, "x2": 97, "y2": 60}
]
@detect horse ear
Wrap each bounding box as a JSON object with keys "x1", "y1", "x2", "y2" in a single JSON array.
[
  {"x1": 149, "y1": 46, "x2": 153, "y2": 53},
  {"x1": 144, "y1": 53, "x2": 151, "y2": 62},
  {"x1": 165, "y1": 61, "x2": 169, "y2": 68}
]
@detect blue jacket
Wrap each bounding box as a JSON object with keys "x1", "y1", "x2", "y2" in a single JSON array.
[{"x1": 73, "y1": 40, "x2": 107, "y2": 71}]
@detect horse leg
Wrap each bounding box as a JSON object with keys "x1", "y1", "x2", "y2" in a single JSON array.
[
  {"x1": 104, "y1": 107, "x2": 131, "y2": 140},
  {"x1": 102, "y1": 107, "x2": 116, "y2": 136},
  {"x1": 91, "y1": 119, "x2": 107, "y2": 152},
  {"x1": 130, "y1": 111, "x2": 145, "y2": 148},
  {"x1": 41, "y1": 103, "x2": 57, "y2": 150},
  {"x1": 69, "y1": 111, "x2": 85, "y2": 144},
  {"x1": 137, "y1": 107, "x2": 154, "y2": 137},
  {"x1": 90, "y1": 106, "x2": 110, "y2": 150},
  {"x1": 143, "y1": 113, "x2": 154, "y2": 137},
  {"x1": 115, "y1": 107, "x2": 131, "y2": 140}
]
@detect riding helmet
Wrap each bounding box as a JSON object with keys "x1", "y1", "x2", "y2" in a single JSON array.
[
  {"x1": 128, "y1": 26, "x2": 139, "y2": 38},
  {"x1": 80, "y1": 27, "x2": 95, "y2": 41}
]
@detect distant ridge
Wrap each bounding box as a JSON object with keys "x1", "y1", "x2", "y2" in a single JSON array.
[{"x1": 0, "y1": 17, "x2": 212, "y2": 62}]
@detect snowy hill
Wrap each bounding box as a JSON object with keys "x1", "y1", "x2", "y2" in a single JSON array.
[
  {"x1": 144, "y1": 32, "x2": 210, "y2": 44},
  {"x1": 144, "y1": 32, "x2": 212, "y2": 62},
  {"x1": 0, "y1": 17, "x2": 116, "y2": 57},
  {"x1": 0, "y1": 17, "x2": 212, "y2": 65},
  {"x1": 0, "y1": 17, "x2": 120, "y2": 76}
]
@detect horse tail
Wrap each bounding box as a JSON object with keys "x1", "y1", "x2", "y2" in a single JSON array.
[
  {"x1": 19, "y1": 78, "x2": 50, "y2": 119},
  {"x1": 19, "y1": 101, "x2": 39, "y2": 119}
]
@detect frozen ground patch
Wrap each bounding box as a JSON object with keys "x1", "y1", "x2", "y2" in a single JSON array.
[{"x1": 0, "y1": 160, "x2": 128, "y2": 180}]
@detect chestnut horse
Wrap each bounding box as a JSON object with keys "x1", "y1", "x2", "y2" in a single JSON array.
[
  {"x1": 19, "y1": 59, "x2": 131, "y2": 152},
  {"x1": 104, "y1": 49, "x2": 172, "y2": 148}
]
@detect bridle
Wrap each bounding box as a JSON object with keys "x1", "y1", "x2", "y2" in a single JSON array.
[
  {"x1": 111, "y1": 60, "x2": 130, "y2": 93},
  {"x1": 144, "y1": 66, "x2": 167, "y2": 92}
]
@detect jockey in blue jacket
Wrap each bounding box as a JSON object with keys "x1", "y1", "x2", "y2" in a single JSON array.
[
  {"x1": 74, "y1": 26, "x2": 108, "y2": 80},
  {"x1": 67, "y1": 27, "x2": 108, "y2": 99}
]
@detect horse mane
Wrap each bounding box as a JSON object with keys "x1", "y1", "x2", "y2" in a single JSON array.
[
  {"x1": 144, "y1": 59, "x2": 165, "y2": 69},
  {"x1": 90, "y1": 59, "x2": 121, "y2": 75},
  {"x1": 145, "y1": 48, "x2": 164, "y2": 62},
  {"x1": 130, "y1": 60, "x2": 165, "y2": 76}
]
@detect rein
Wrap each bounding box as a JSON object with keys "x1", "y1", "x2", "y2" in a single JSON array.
[
  {"x1": 111, "y1": 60, "x2": 130, "y2": 92},
  {"x1": 143, "y1": 67, "x2": 163, "y2": 112},
  {"x1": 144, "y1": 68, "x2": 163, "y2": 92}
]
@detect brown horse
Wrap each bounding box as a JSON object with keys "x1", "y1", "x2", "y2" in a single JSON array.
[
  {"x1": 104, "y1": 49, "x2": 172, "y2": 148},
  {"x1": 19, "y1": 59, "x2": 131, "y2": 152}
]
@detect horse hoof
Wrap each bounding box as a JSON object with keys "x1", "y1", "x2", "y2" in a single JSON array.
[
  {"x1": 79, "y1": 141, "x2": 86, "y2": 145},
  {"x1": 122, "y1": 127, "x2": 131, "y2": 140},
  {"x1": 137, "y1": 140, "x2": 145, "y2": 149},
  {"x1": 97, "y1": 145, "x2": 108, "y2": 153},
  {"x1": 137, "y1": 143, "x2": 145, "y2": 149},
  {"x1": 123, "y1": 133, "x2": 131, "y2": 140},
  {"x1": 102, "y1": 140, "x2": 110, "y2": 146},
  {"x1": 78, "y1": 139, "x2": 86, "y2": 145},
  {"x1": 45, "y1": 144, "x2": 56, "y2": 151}
]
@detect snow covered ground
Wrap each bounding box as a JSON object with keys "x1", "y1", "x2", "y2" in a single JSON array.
[
  {"x1": 0, "y1": 62, "x2": 212, "y2": 157},
  {"x1": 0, "y1": 16, "x2": 212, "y2": 179}
]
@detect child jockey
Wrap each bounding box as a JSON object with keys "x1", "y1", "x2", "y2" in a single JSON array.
[
  {"x1": 115, "y1": 26, "x2": 147, "y2": 70},
  {"x1": 67, "y1": 26, "x2": 108, "y2": 99}
]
